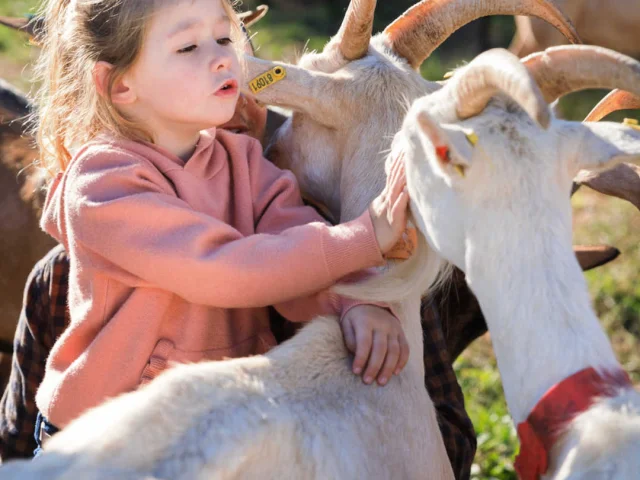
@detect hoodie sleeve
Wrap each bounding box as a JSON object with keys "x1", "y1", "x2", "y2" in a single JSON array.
[
  {"x1": 48, "y1": 144, "x2": 384, "y2": 309},
  {"x1": 247, "y1": 139, "x2": 390, "y2": 323}
]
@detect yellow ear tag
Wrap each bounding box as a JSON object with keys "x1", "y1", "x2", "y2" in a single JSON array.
[
  {"x1": 454, "y1": 164, "x2": 466, "y2": 177},
  {"x1": 623, "y1": 118, "x2": 640, "y2": 131},
  {"x1": 249, "y1": 66, "x2": 286, "y2": 95},
  {"x1": 443, "y1": 71, "x2": 454, "y2": 79},
  {"x1": 465, "y1": 131, "x2": 479, "y2": 146}
]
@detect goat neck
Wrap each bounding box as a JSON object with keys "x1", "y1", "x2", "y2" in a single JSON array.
[{"x1": 463, "y1": 206, "x2": 620, "y2": 424}]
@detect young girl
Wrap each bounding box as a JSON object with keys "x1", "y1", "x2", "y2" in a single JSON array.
[{"x1": 33, "y1": 0, "x2": 410, "y2": 436}]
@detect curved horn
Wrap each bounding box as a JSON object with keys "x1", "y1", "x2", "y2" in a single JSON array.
[
  {"x1": 524, "y1": 46, "x2": 640, "y2": 103},
  {"x1": 239, "y1": 5, "x2": 269, "y2": 29},
  {"x1": 584, "y1": 89, "x2": 640, "y2": 122},
  {"x1": 383, "y1": 0, "x2": 580, "y2": 70},
  {"x1": 451, "y1": 49, "x2": 550, "y2": 127},
  {"x1": 335, "y1": 0, "x2": 376, "y2": 60}
]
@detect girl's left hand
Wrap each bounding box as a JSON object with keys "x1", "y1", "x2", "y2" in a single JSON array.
[
  {"x1": 340, "y1": 304, "x2": 410, "y2": 386},
  {"x1": 368, "y1": 152, "x2": 410, "y2": 254}
]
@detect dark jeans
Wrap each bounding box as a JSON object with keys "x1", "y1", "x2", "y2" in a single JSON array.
[{"x1": 33, "y1": 412, "x2": 59, "y2": 458}]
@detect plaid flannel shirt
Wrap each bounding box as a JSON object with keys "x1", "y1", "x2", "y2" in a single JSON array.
[
  {"x1": 0, "y1": 244, "x2": 69, "y2": 459},
  {"x1": 0, "y1": 244, "x2": 487, "y2": 479}
]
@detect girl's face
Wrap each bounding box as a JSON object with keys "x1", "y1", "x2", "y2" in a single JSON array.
[{"x1": 123, "y1": 0, "x2": 241, "y2": 138}]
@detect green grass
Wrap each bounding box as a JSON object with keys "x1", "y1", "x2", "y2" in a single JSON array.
[
  {"x1": 1, "y1": 3, "x2": 637, "y2": 478},
  {"x1": 0, "y1": 0, "x2": 39, "y2": 90}
]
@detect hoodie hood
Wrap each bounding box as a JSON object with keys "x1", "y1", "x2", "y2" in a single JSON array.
[{"x1": 40, "y1": 170, "x2": 68, "y2": 249}]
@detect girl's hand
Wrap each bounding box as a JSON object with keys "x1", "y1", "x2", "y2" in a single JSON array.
[
  {"x1": 369, "y1": 152, "x2": 410, "y2": 254},
  {"x1": 340, "y1": 304, "x2": 410, "y2": 386}
]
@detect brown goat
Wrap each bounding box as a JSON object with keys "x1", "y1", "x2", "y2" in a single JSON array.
[
  {"x1": 511, "y1": 0, "x2": 640, "y2": 58},
  {"x1": 0, "y1": 80, "x2": 55, "y2": 395},
  {"x1": 0, "y1": 80, "x2": 56, "y2": 356}
]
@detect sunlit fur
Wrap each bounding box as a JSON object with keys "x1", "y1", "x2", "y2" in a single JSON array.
[{"x1": 0, "y1": 310, "x2": 452, "y2": 479}]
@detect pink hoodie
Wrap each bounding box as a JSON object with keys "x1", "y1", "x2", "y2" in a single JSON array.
[{"x1": 37, "y1": 129, "x2": 386, "y2": 427}]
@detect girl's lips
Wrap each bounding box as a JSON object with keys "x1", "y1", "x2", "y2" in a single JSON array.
[{"x1": 214, "y1": 79, "x2": 238, "y2": 98}]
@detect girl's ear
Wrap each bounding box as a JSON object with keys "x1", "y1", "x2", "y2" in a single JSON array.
[{"x1": 93, "y1": 61, "x2": 136, "y2": 104}]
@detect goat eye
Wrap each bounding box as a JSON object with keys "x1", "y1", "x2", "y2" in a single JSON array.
[
  {"x1": 217, "y1": 37, "x2": 233, "y2": 46},
  {"x1": 177, "y1": 45, "x2": 197, "y2": 54}
]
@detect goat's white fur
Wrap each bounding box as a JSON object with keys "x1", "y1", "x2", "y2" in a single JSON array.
[
  {"x1": 339, "y1": 59, "x2": 640, "y2": 478},
  {"x1": 0, "y1": 302, "x2": 453, "y2": 479}
]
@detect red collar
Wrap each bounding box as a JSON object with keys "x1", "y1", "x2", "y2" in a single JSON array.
[{"x1": 514, "y1": 367, "x2": 632, "y2": 480}]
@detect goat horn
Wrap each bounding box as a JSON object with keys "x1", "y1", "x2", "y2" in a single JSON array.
[
  {"x1": 451, "y1": 49, "x2": 550, "y2": 128},
  {"x1": 524, "y1": 46, "x2": 640, "y2": 103},
  {"x1": 574, "y1": 245, "x2": 620, "y2": 271},
  {"x1": 584, "y1": 89, "x2": 640, "y2": 122},
  {"x1": 240, "y1": 5, "x2": 269, "y2": 28},
  {"x1": 383, "y1": 0, "x2": 580, "y2": 70},
  {"x1": 335, "y1": 0, "x2": 376, "y2": 60}
]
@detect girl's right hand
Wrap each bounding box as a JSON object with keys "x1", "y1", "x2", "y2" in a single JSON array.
[{"x1": 369, "y1": 153, "x2": 410, "y2": 254}]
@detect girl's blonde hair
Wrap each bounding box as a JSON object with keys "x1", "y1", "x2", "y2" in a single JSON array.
[{"x1": 33, "y1": 0, "x2": 243, "y2": 173}]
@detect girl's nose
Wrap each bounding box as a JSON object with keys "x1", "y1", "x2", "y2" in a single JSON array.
[{"x1": 211, "y1": 49, "x2": 232, "y2": 72}]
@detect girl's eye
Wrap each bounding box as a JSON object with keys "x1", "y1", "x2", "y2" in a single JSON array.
[
  {"x1": 177, "y1": 45, "x2": 197, "y2": 54},
  {"x1": 217, "y1": 37, "x2": 233, "y2": 46}
]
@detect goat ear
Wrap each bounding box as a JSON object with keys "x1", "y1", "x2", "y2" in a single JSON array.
[
  {"x1": 243, "y1": 56, "x2": 342, "y2": 127},
  {"x1": 573, "y1": 122, "x2": 640, "y2": 172},
  {"x1": 416, "y1": 111, "x2": 472, "y2": 183}
]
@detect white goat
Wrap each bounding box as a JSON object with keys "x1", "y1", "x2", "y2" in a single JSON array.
[
  {"x1": 247, "y1": 1, "x2": 622, "y2": 271},
  {"x1": 0, "y1": 1, "x2": 581, "y2": 478},
  {"x1": 338, "y1": 47, "x2": 640, "y2": 479},
  {"x1": 0, "y1": 2, "x2": 632, "y2": 479}
]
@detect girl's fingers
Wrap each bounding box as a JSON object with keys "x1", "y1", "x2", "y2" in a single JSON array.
[
  {"x1": 390, "y1": 187, "x2": 410, "y2": 226},
  {"x1": 380, "y1": 153, "x2": 405, "y2": 202},
  {"x1": 383, "y1": 155, "x2": 400, "y2": 197},
  {"x1": 377, "y1": 335, "x2": 400, "y2": 386},
  {"x1": 353, "y1": 325, "x2": 373, "y2": 375},
  {"x1": 341, "y1": 318, "x2": 357, "y2": 353},
  {"x1": 363, "y1": 331, "x2": 387, "y2": 384},
  {"x1": 389, "y1": 166, "x2": 406, "y2": 204},
  {"x1": 389, "y1": 153, "x2": 404, "y2": 190},
  {"x1": 389, "y1": 153, "x2": 401, "y2": 181},
  {"x1": 395, "y1": 334, "x2": 410, "y2": 375}
]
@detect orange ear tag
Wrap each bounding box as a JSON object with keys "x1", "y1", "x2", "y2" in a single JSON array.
[
  {"x1": 436, "y1": 145, "x2": 450, "y2": 163},
  {"x1": 249, "y1": 66, "x2": 286, "y2": 95},
  {"x1": 385, "y1": 228, "x2": 418, "y2": 260}
]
